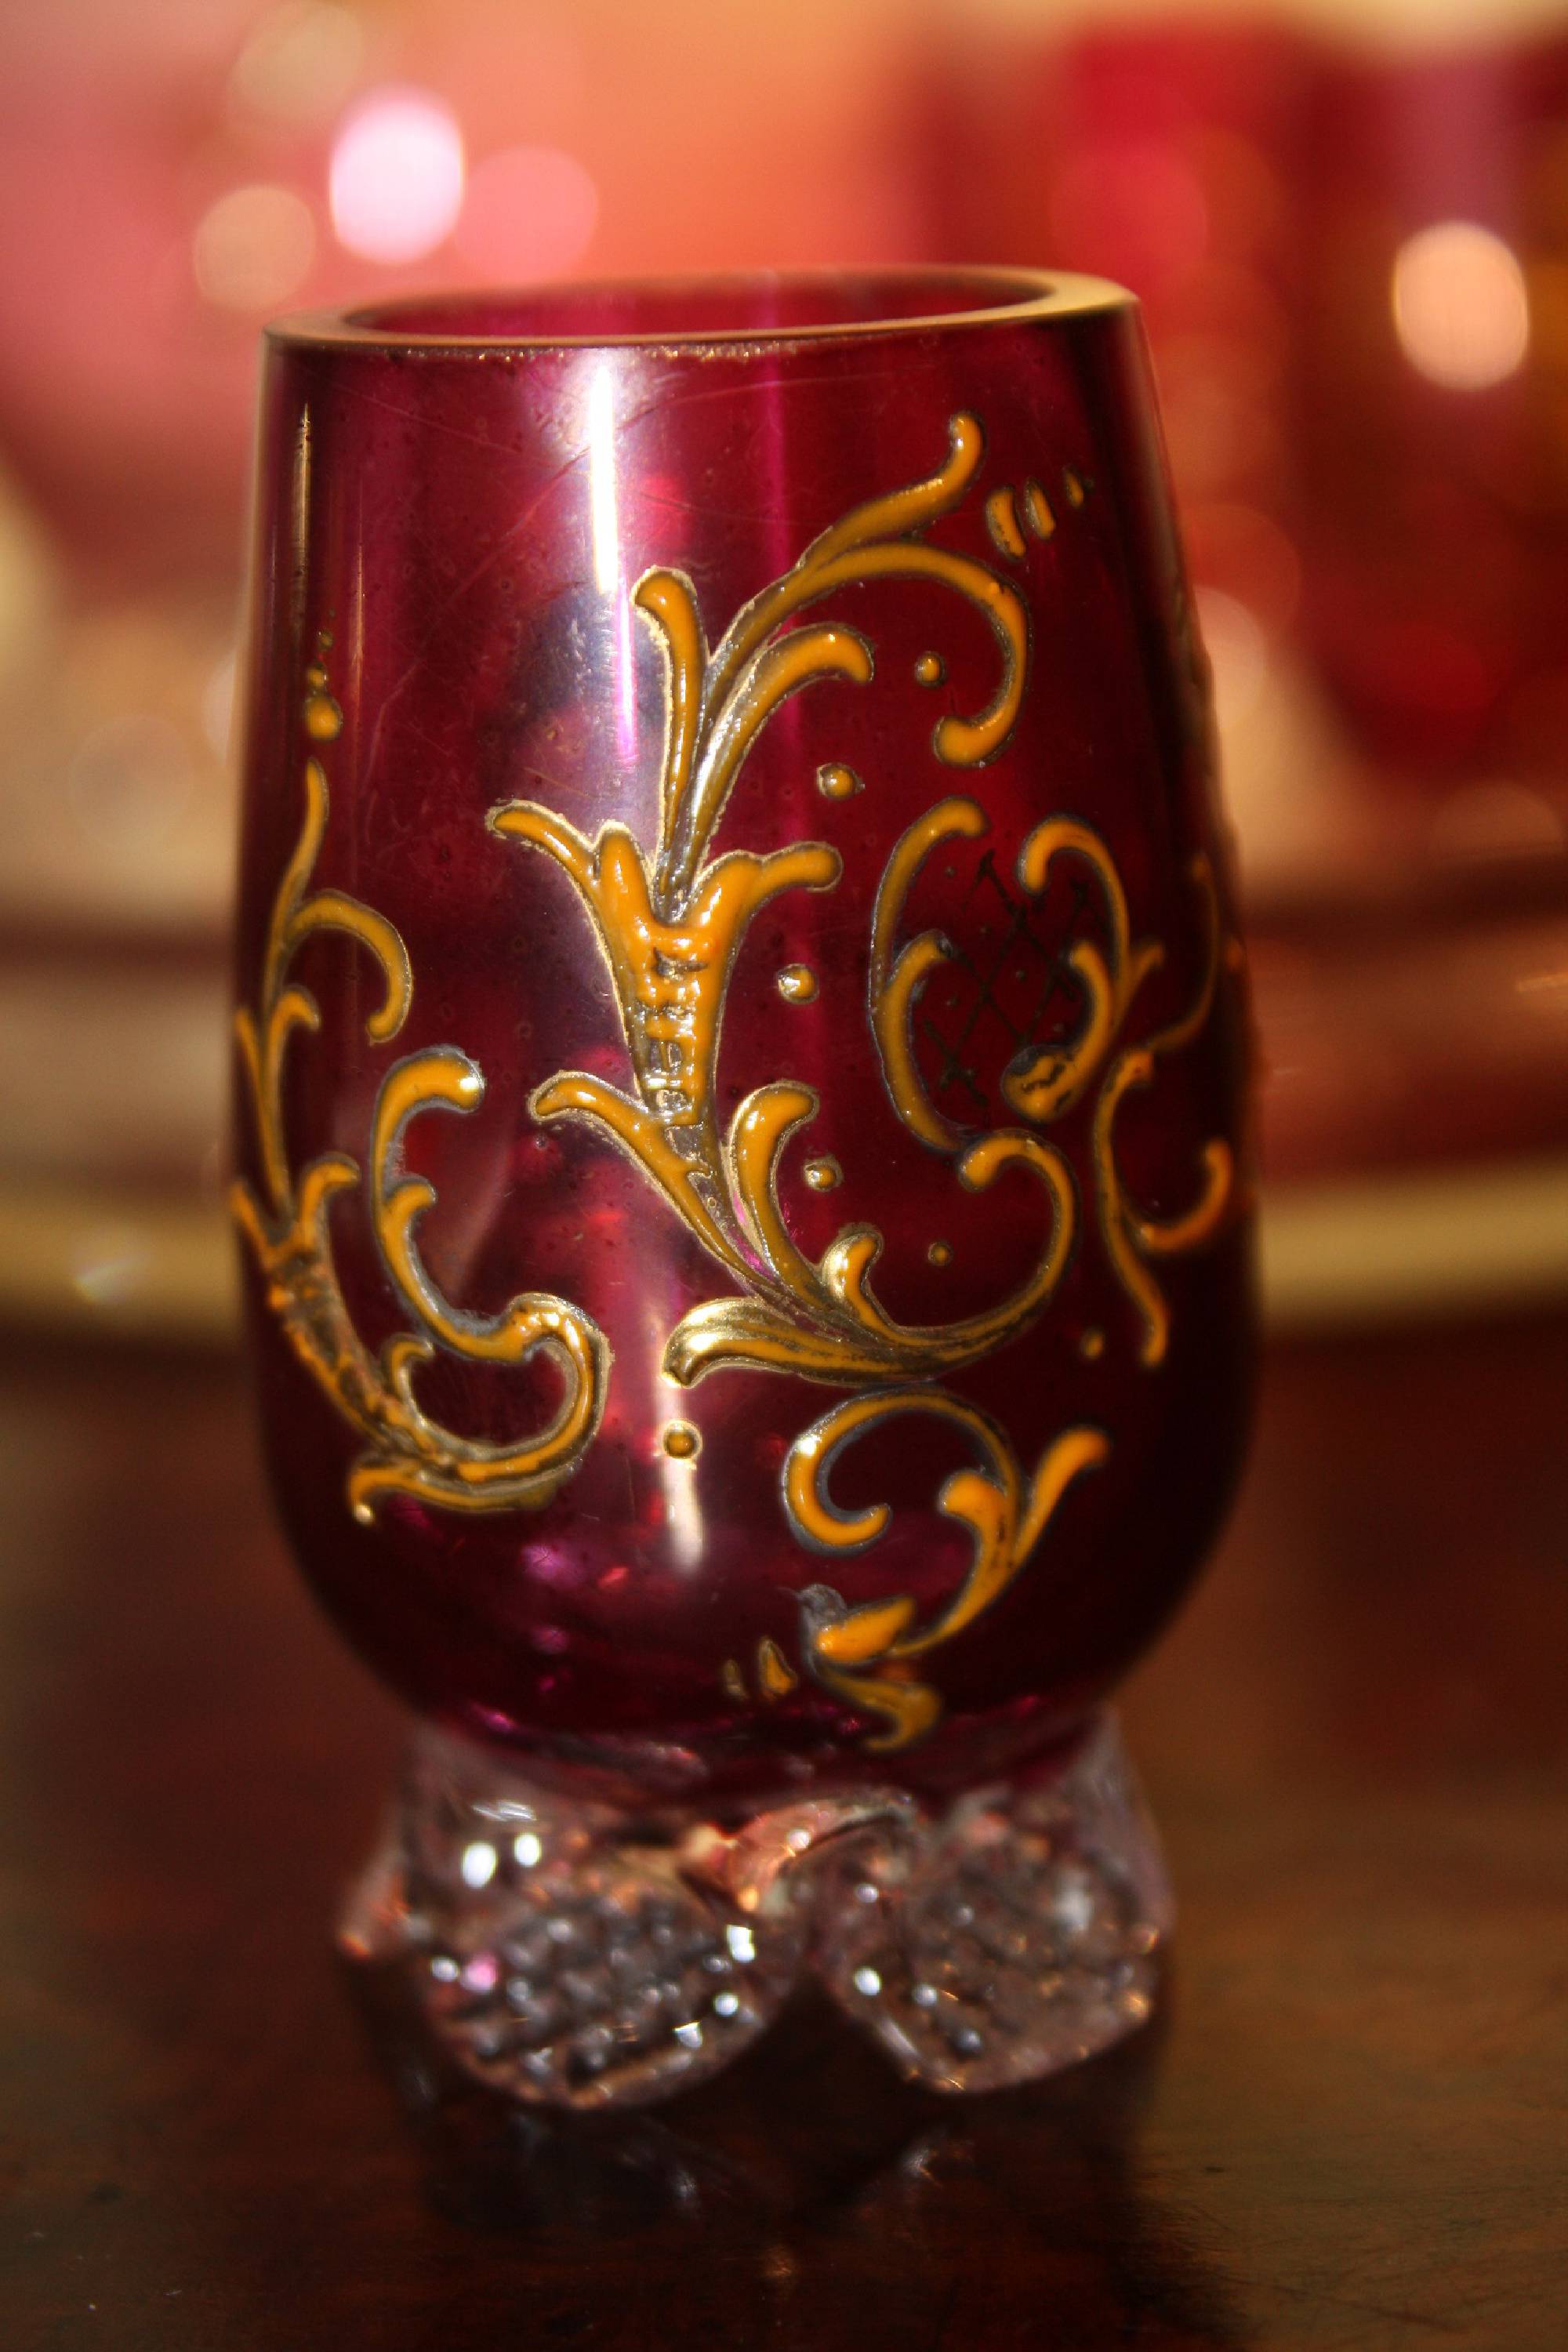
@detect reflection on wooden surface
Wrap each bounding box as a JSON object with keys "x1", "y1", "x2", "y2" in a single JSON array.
[{"x1": 2, "y1": 1317, "x2": 1566, "y2": 2347}]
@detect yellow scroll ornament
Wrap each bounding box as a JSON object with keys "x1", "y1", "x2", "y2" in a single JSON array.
[
  {"x1": 491, "y1": 412, "x2": 1078, "y2": 1390},
  {"x1": 231, "y1": 713, "x2": 608, "y2": 1524},
  {"x1": 869, "y1": 783, "x2": 1236, "y2": 1368},
  {"x1": 782, "y1": 1389, "x2": 1109, "y2": 1751}
]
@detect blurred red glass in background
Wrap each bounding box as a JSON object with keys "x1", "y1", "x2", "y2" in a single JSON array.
[{"x1": 915, "y1": 3, "x2": 1568, "y2": 1194}]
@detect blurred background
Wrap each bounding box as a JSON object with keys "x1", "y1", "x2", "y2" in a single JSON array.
[{"x1": 4, "y1": 0, "x2": 1568, "y2": 1346}]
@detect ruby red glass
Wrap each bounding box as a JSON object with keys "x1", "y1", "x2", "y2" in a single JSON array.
[{"x1": 233, "y1": 270, "x2": 1254, "y2": 2105}]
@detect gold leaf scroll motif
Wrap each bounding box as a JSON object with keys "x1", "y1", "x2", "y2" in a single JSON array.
[
  {"x1": 783, "y1": 1390, "x2": 1109, "y2": 1751},
  {"x1": 491, "y1": 413, "x2": 1076, "y2": 1389},
  {"x1": 232, "y1": 722, "x2": 608, "y2": 1524},
  {"x1": 869, "y1": 793, "x2": 1235, "y2": 1366},
  {"x1": 1094, "y1": 855, "x2": 1235, "y2": 1367}
]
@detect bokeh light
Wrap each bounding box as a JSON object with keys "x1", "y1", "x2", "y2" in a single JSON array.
[
  {"x1": 202, "y1": 652, "x2": 238, "y2": 764},
  {"x1": 453, "y1": 147, "x2": 598, "y2": 281},
  {"x1": 329, "y1": 89, "x2": 465, "y2": 265},
  {"x1": 192, "y1": 184, "x2": 316, "y2": 314},
  {"x1": 229, "y1": 2, "x2": 365, "y2": 127},
  {"x1": 70, "y1": 1225, "x2": 153, "y2": 1310},
  {"x1": 1196, "y1": 586, "x2": 1271, "y2": 731},
  {"x1": 1392, "y1": 221, "x2": 1530, "y2": 391}
]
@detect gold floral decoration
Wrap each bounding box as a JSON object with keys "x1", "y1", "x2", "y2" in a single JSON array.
[
  {"x1": 781, "y1": 1389, "x2": 1109, "y2": 1751},
  {"x1": 869, "y1": 789, "x2": 1236, "y2": 1369},
  {"x1": 231, "y1": 688, "x2": 609, "y2": 1524},
  {"x1": 490, "y1": 413, "x2": 1080, "y2": 1391}
]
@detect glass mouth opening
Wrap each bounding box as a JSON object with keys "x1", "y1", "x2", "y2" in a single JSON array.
[{"x1": 271, "y1": 267, "x2": 1130, "y2": 353}]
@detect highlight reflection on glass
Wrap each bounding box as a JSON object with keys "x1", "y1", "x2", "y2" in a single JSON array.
[{"x1": 328, "y1": 87, "x2": 466, "y2": 265}]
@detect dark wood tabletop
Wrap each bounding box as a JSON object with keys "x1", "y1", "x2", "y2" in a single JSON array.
[{"x1": 3, "y1": 1312, "x2": 1566, "y2": 2350}]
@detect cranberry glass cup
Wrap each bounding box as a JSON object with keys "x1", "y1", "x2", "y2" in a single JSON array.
[{"x1": 232, "y1": 269, "x2": 1254, "y2": 2106}]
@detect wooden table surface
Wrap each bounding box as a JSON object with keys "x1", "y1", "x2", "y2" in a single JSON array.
[{"x1": 3, "y1": 1316, "x2": 1566, "y2": 2350}]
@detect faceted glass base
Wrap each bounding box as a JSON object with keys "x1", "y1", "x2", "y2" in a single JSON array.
[{"x1": 339, "y1": 1713, "x2": 1172, "y2": 2108}]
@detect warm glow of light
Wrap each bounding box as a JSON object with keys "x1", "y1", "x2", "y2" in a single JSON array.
[
  {"x1": 1196, "y1": 587, "x2": 1270, "y2": 730},
  {"x1": 1392, "y1": 221, "x2": 1530, "y2": 390},
  {"x1": 1430, "y1": 779, "x2": 1566, "y2": 865},
  {"x1": 71, "y1": 1226, "x2": 151, "y2": 1309},
  {"x1": 202, "y1": 650, "x2": 238, "y2": 761},
  {"x1": 329, "y1": 89, "x2": 465, "y2": 264},
  {"x1": 230, "y1": 2, "x2": 365, "y2": 125},
  {"x1": 69, "y1": 715, "x2": 194, "y2": 849},
  {"x1": 192, "y1": 184, "x2": 315, "y2": 312},
  {"x1": 1188, "y1": 502, "x2": 1301, "y2": 632},
  {"x1": 453, "y1": 146, "x2": 598, "y2": 281}
]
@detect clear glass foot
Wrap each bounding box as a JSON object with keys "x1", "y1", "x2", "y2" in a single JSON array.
[
  {"x1": 340, "y1": 1713, "x2": 1170, "y2": 2107},
  {"x1": 814, "y1": 1715, "x2": 1174, "y2": 2092}
]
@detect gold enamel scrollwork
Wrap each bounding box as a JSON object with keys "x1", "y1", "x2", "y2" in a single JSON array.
[
  {"x1": 490, "y1": 413, "x2": 1078, "y2": 1392},
  {"x1": 231, "y1": 684, "x2": 608, "y2": 1524},
  {"x1": 482, "y1": 414, "x2": 1119, "y2": 1753},
  {"x1": 782, "y1": 1392, "x2": 1109, "y2": 1751},
  {"x1": 869, "y1": 786, "x2": 1236, "y2": 1370},
  {"x1": 1093, "y1": 854, "x2": 1235, "y2": 1367}
]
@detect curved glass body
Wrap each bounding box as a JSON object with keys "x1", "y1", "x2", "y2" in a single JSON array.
[{"x1": 234, "y1": 268, "x2": 1254, "y2": 1811}]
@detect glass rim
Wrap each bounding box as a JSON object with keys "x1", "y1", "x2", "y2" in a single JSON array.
[{"x1": 265, "y1": 266, "x2": 1134, "y2": 356}]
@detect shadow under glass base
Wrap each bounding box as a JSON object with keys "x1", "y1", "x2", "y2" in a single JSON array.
[{"x1": 339, "y1": 1711, "x2": 1172, "y2": 2109}]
